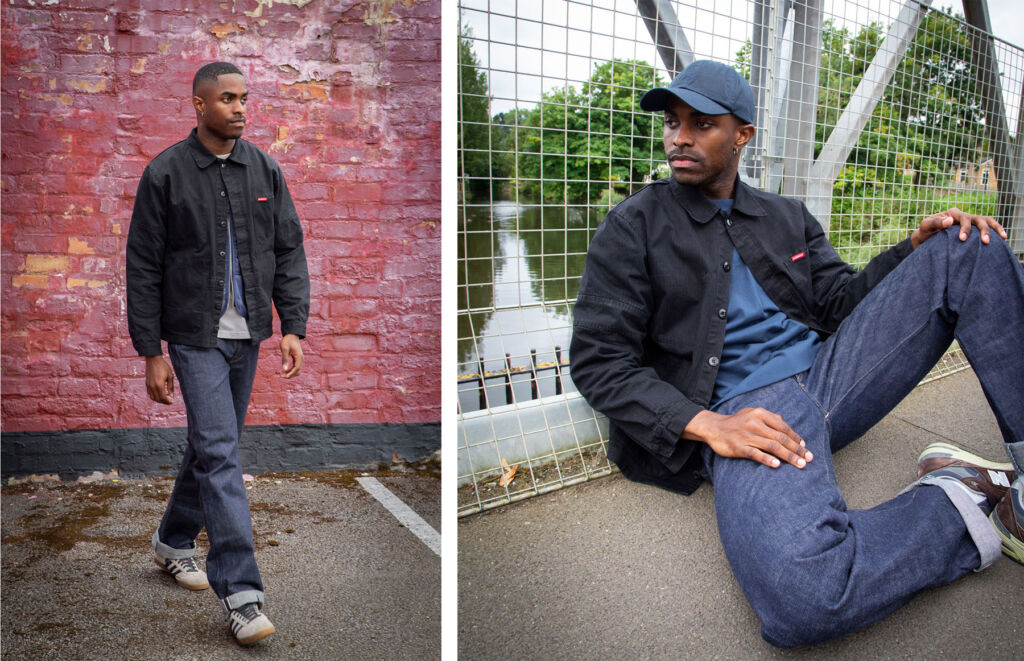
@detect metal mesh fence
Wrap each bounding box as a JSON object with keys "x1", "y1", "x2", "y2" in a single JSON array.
[{"x1": 457, "y1": 0, "x2": 1024, "y2": 516}]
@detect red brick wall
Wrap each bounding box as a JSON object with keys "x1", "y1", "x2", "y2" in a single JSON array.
[{"x1": 1, "y1": 0, "x2": 441, "y2": 433}]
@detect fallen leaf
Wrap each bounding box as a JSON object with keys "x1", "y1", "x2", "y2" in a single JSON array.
[{"x1": 498, "y1": 458, "x2": 518, "y2": 487}]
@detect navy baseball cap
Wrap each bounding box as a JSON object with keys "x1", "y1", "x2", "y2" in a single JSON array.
[{"x1": 640, "y1": 60, "x2": 755, "y2": 125}]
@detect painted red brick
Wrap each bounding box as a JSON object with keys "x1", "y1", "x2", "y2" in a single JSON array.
[{"x1": 1, "y1": 0, "x2": 440, "y2": 433}]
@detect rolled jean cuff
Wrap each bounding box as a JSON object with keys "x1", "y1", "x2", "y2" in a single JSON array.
[
  {"x1": 223, "y1": 590, "x2": 265, "y2": 610},
  {"x1": 152, "y1": 530, "x2": 196, "y2": 559},
  {"x1": 922, "y1": 479, "x2": 1002, "y2": 571},
  {"x1": 1005, "y1": 440, "x2": 1024, "y2": 478}
]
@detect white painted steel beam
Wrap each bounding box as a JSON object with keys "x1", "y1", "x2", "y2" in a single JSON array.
[
  {"x1": 805, "y1": 0, "x2": 933, "y2": 227},
  {"x1": 748, "y1": 0, "x2": 793, "y2": 184},
  {"x1": 780, "y1": 0, "x2": 823, "y2": 202},
  {"x1": 1013, "y1": 74, "x2": 1024, "y2": 256},
  {"x1": 635, "y1": 0, "x2": 694, "y2": 76},
  {"x1": 962, "y1": 0, "x2": 1020, "y2": 247},
  {"x1": 766, "y1": 3, "x2": 796, "y2": 195}
]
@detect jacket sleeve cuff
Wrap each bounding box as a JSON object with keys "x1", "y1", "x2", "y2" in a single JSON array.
[
  {"x1": 893, "y1": 237, "x2": 914, "y2": 259},
  {"x1": 647, "y1": 395, "x2": 705, "y2": 460},
  {"x1": 133, "y1": 341, "x2": 163, "y2": 357},
  {"x1": 655, "y1": 399, "x2": 705, "y2": 473},
  {"x1": 280, "y1": 321, "x2": 306, "y2": 339},
  {"x1": 662, "y1": 397, "x2": 704, "y2": 443}
]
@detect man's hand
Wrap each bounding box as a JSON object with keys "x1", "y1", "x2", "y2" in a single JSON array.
[
  {"x1": 682, "y1": 408, "x2": 813, "y2": 469},
  {"x1": 145, "y1": 355, "x2": 174, "y2": 405},
  {"x1": 280, "y1": 334, "x2": 304, "y2": 379},
  {"x1": 910, "y1": 207, "x2": 1007, "y2": 250}
]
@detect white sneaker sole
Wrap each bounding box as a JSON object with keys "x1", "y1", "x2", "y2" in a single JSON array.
[
  {"x1": 153, "y1": 555, "x2": 210, "y2": 590},
  {"x1": 237, "y1": 623, "x2": 276, "y2": 645},
  {"x1": 917, "y1": 442, "x2": 1015, "y2": 472}
]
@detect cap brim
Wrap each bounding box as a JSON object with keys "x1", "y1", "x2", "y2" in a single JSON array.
[{"x1": 640, "y1": 87, "x2": 731, "y2": 116}]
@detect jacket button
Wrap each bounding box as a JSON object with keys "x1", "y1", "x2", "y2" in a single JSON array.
[
  {"x1": 717, "y1": 308, "x2": 727, "y2": 319},
  {"x1": 722, "y1": 261, "x2": 730, "y2": 271},
  {"x1": 220, "y1": 162, "x2": 226, "y2": 168},
  {"x1": 708, "y1": 356, "x2": 720, "y2": 367},
  {"x1": 220, "y1": 191, "x2": 226, "y2": 197},
  {"x1": 219, "y1": 251, "x2": 226, "y2": 257},
  {"x1": 218, "y1": 279, "x2": 225, "y2": 286},
  {"x1": 725, "y1": 219, "x2": 733, "y2": 227},
  {"x1": 220, "y1": 221, "x2": 226, "y2": 227}
]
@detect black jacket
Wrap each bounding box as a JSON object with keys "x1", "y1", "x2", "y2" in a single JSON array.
[
  {"x1": 570, "y1": 177, "x2": 913, "y2": 494},
  {"x1": 126, "y1": 130, "x2": 309, "y2": 356}
]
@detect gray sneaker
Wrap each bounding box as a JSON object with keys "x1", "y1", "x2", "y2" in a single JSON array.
[
  {"x1": 991, "y1": 479, "x2": 1024, "y2": 565},
  {"x1": 917, "y1": 442, "x2": 1015, "y2": 511},
  {"x1": 228, "y1": 602, "x2": 275, "y2": 645},
  {"x1": 154, "y1": 552, "x2": 210, "y2": 591}
]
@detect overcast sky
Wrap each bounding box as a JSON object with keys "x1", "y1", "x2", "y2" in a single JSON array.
[
  {"x1": 986, "y1": 0, "x2": 1024, "y2": 49},
  {"x1": 461, "y1": 0, "x2": 1023, "y2": 130}
]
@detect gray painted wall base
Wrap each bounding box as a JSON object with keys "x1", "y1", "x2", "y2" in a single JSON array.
[{"x1": 1, "y1": 422, "x2": 440, "y2": 481}]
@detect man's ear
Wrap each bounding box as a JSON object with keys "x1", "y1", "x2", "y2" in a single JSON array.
[
  {"x1": 192, "y1": 95, "x2": 205, "y2": 117},
  {"x1": 735, "y1": 123, "x2": 755, "y2": 150}
]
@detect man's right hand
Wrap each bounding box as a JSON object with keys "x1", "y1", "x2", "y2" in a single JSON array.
[
  {"x1": 145, "y1": 355, "x2": 174, "y2": 405},
  {"x1": 682, "y1": 408, "x2": 813, "y2": 469}
]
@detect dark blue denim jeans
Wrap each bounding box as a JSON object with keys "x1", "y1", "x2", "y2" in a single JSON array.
[
  {"x1": 154, "y1": 338, "x2": 264, "y2": 610},
  {"x1": 702, "y1": 229, "x2": 1024, "y2": 647}
]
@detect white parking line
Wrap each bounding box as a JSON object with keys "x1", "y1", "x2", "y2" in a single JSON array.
[{"x1": 356, "y1": 476, "x2": 441, "y2": 556}]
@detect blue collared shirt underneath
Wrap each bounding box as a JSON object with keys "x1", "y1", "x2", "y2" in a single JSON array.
[
  {"x1": 220, "y1": 203, "x2": 248, "y2": 319},
  {"x1": 710, "y1": 198, "x2": 821, "y2": 408}
]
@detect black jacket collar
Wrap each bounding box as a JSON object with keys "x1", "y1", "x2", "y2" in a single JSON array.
[
  {"x1": 668, "y1": 175, "x2": 768, "y2": 223},
  {"x1": 186, "y1": 128, "x2": 251, "y2": 169}
]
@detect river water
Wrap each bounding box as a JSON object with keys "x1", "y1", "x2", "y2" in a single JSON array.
[{"x1": 457, "y1": 200, "x2": 606, "y2": 412}]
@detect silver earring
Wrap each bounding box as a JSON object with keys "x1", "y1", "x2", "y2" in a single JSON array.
[{"x1": 732, "y1": 147, "x2": 738, "y2": 155}]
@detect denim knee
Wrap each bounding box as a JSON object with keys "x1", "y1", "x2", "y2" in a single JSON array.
[{"x1": 755, "y1": 575, "x2": 851, "y2": 648}]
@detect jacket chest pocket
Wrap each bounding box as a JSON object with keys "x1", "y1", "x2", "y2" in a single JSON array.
[
  {"x1": 779, "y1": 251, "x2": 816, "y2": 318},
  {"x1": 165, "y1": 202, "x2": 212, "y2": 251},
  {"x1": 251, "y1": 193, "x2": 275, "y2": 246},
  {"x1": 648, "y1": 259, "x2": 706, "y2": 343},
  {"x1": 649, "y1": 257, "x2": 705, "y2": 308}
]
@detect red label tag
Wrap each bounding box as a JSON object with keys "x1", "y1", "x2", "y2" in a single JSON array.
[
  {"x1": 791, "y1": 251, "x2": 806, "y2": 262},
  {"x1": 257, "y1": 196, "x2": 268, "y2": 202}
]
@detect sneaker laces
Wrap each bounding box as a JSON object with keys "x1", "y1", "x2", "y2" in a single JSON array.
[
  {"x1": 231, "y1": 602, "x2": 262, "y2": 623},
  {"x1": 175, "y1": 556, "x2": 201, "y2": 573}
]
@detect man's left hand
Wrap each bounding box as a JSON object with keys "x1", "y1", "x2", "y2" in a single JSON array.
[
  {"x1": 280, "y1": 334, "x2": 304, "y2": 378},
  {"x1": 910, "y1": 207, "x2": 1007, "y2": 250}
]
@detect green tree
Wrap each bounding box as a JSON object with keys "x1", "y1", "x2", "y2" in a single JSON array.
[
  {"x1": 516, "y1": 59, "x2": 665, "y2": 205},
  {"x1": 813, "y1": 11, "x2": 985, "y2": 179},
  {"x1": 458, "y1": 31, "x2": 492, "y2": 200},
  {"x1": 885, "y1": 8, "x2": 986, "y2": 172}
]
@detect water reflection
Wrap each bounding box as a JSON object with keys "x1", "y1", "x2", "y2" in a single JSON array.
[{"x1": 458, "y1": 200, "x2": 604, "y2": 411}]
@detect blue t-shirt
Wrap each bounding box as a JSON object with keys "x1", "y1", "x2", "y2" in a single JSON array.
[{"x1": 710, "y1": 199, "x2": 821, "y2": 407}]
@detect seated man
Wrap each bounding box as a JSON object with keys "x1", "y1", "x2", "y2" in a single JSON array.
[{"x1": 570, "y1": 59, "x2": 1023, "y2": 647}]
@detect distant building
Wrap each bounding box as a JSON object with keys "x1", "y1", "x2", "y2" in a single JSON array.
[{"x1": 951, "y1": 157, "x2": 998, "y2": 191}]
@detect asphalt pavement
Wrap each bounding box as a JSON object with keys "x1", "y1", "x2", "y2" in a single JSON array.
[
  {"x1": 459, "y1": 368, "x2": 1024, "y2": 659},
  {"x1": 2, "y1": 458, "x2": 440, "y2": 660}
]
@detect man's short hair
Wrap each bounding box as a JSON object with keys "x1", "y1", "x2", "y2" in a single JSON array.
[{"x1": 192, "y1": 62, "x2": 243, "y2": 96}]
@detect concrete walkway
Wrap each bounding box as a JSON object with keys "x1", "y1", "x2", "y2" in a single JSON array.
[
  {"x1": 2, "y1": 462, "x2": 440, "y2": 660},
  {"x1": 459, "y1": 369, "x2": 1023, "y2": 659}
]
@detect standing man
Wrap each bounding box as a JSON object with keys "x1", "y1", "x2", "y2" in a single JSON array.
[
  {"x1": 126, "y1": 61, "x2": 309, "y2": 646},
  {"x1": 571, "y1": 60, "x2": 1023, "y2": 647}
]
